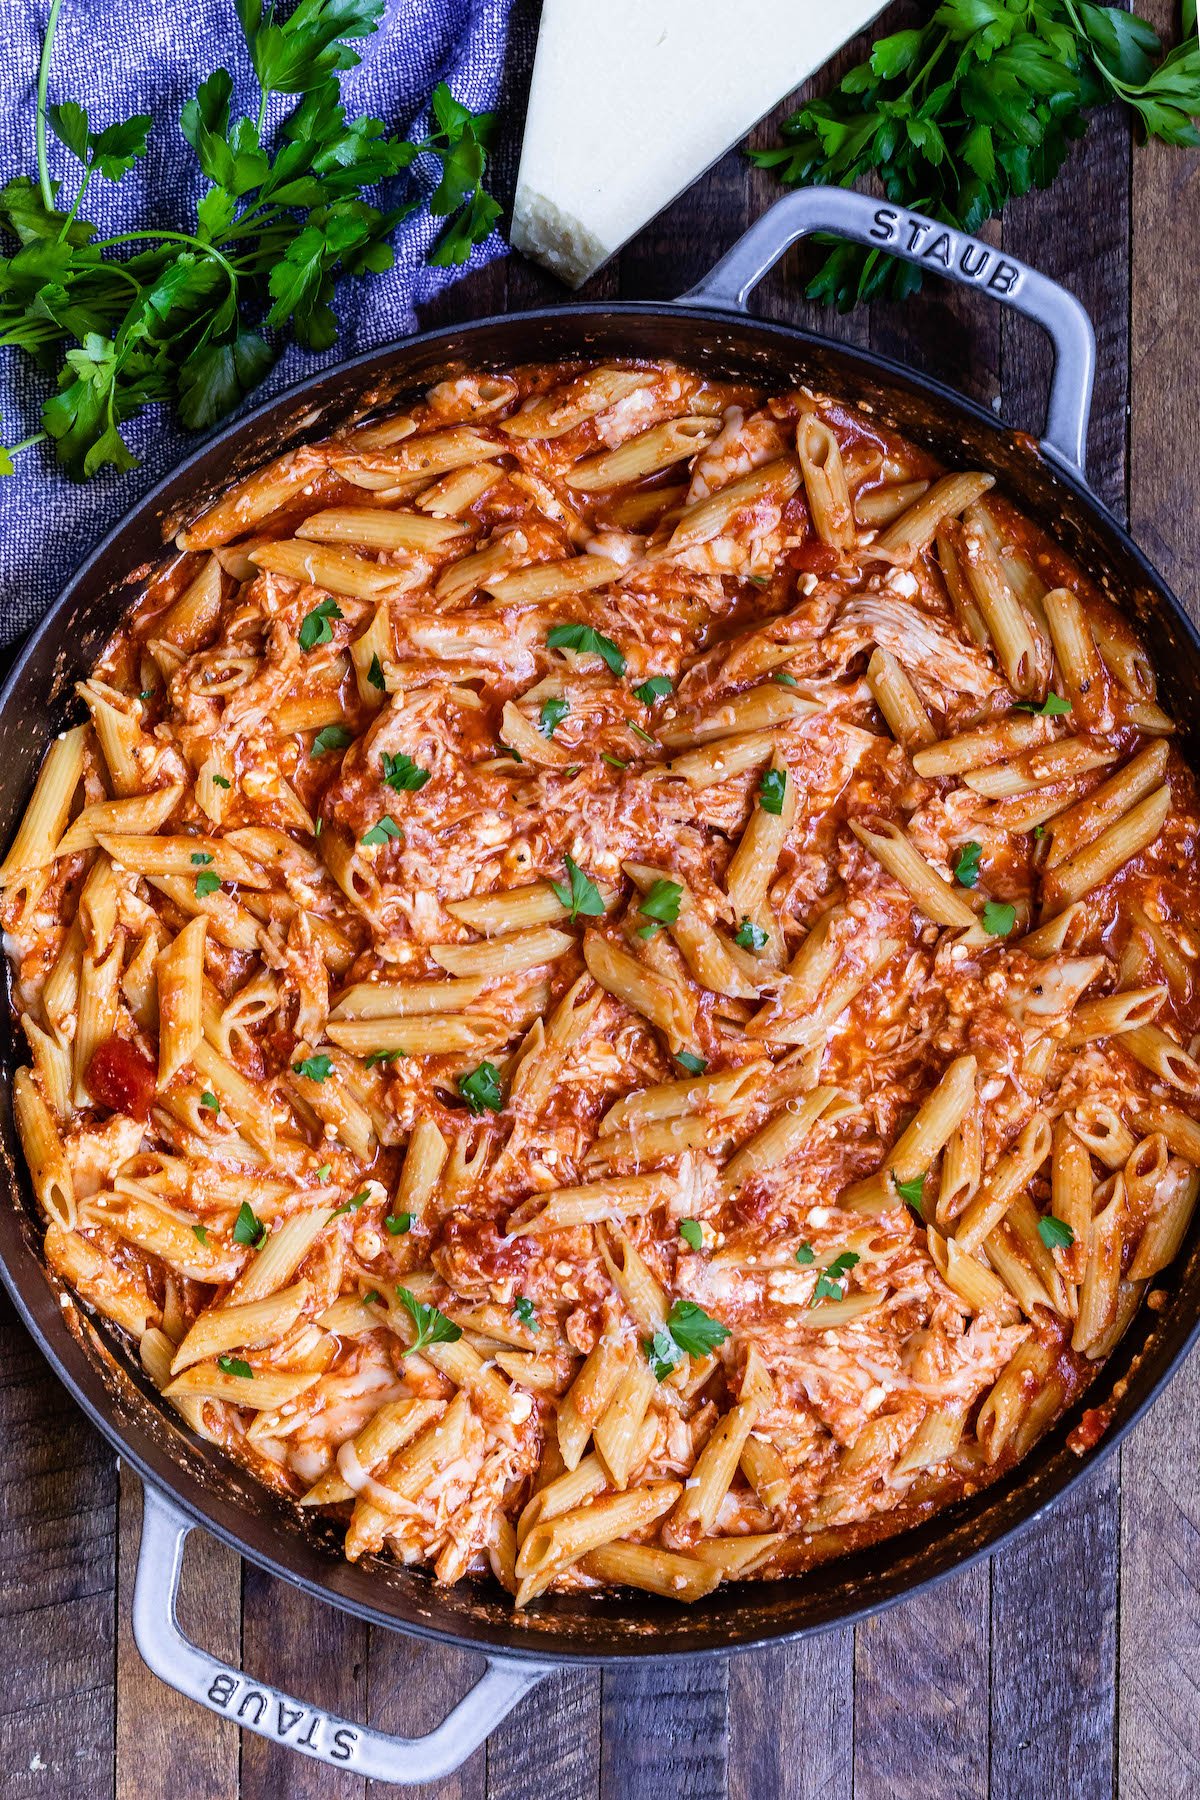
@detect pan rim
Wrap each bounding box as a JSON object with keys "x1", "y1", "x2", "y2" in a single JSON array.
[{"x1": 2, "y1": 298, "x2": 1199, "y2": 1665}]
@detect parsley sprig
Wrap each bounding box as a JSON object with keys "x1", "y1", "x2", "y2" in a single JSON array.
[
  {"x1": 644, "y1": 1299, "x2": 730, "y2": 1380},
  {"x1": 1, "y1": 0, "x2": 499, "y2": 477},
  {"x1": 752, "y1": 1, "x2": 1200, "y2": 310},
  {"x1": 395, "y1": 1285, "x2": 462, "y2": 1355}
]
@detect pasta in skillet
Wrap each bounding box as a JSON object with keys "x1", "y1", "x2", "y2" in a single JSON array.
[{"x1": 4, "y1": 356, "x2": 1200, "y2": 1609}]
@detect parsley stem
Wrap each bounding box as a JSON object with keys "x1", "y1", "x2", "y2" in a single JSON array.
[
  {"x1": 35, "y1": 0, "x2": 66, "y2": 212},
  {"x1": 4, "y1": 432, "x2": 47, "y2": 457},
  {"x1": 90, "y1": 229, "x2": 238, "y2": 281},
  {"x1": 256, "y1": 89, "x2": 269, "y2": 138},
  {"x1": 57, "y1": 167, "x2": 92, "y2": 241}
]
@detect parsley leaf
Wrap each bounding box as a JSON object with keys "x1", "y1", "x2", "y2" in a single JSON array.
[
  {"x1": 512, "y1": 1295, "x2": 539, "y2": 1330},
  {"x1": 381, "y1": 751, "x2": 431, "y2": 792},
  {"x1": 637, "y1": 878, "x2": 683, "y2": 938},
  {"x1": 194, "y1": 870, "x2": 221, "y2": 898},
  {"x1": 1038, "y1": 1214, "x2": 1076, "y2": 1251},
  {"x1": 954, "y1": 841, "x2": 983, "y2": 888},
  {"x1": 211, "y1": 774, "x2": 232, "y2": 789},
  {"x1": 314, "y1": 1164, "x2": 332, "y2": 1182},
  {"x1": 384, "y1": 1211, "x2": 412, "y2": 1235},
  {"x1": 192, "y1": 1223, "x2": 210, "y2": 1245},
  {"x1": 547, "y1": 622, "x2": 626, "y2": 677},
  {"x1": 190, "y1": 850, "x2": 213, "y2": 865},
  {"x1": 232, "y1": 1201, "x2": 267, "y2": 1248},
  {"x1": 458, "y1": 1060, "x2": 503, "y2": 1114},
  {"x1": 367, "y1": 653, "x2": 386, "y2": 691},
  {"x1": 634, "y1": 675, "x2": 673, "y2": 706},
  {"x1": 643, "y1": 1298, "x2": 731, "y2": 1379},
  {"x1": 811, "y1": 1250, "x2": 860, "y2": 1305},
  {"x1": 795, "y1": 1241, "x2": 815, "y2": 1265},
  {"x1": 364, "y1": 1048, "x2": 402, "y2": 1067},
  {"x1": 292, "y1": 1053, "x2": 333, "y2": 1082},
  {"x1": 679, "y1": 1218, "x2": 704, "y2": 1251},
  {"x1": 361, "y1": 1289, "x2": 382, "y2": 1306},
  {"x1": 895, "y1": 1170, "x2": 926, "y2": 1214},
  {"x1": 735, "y1": 918, "x2": 768, "y2": 952},
  {"x1": 360, "y1": 814, "x2": 401, "y2": 846},
  {"x1": 773, "y1": 671, "x2": 798, "y2": 688},
  {"x1": 298, "y1": 596, "x2": 343, "y2": 651},
  {"x1": 395, "y1": 1285, "x2": 462, "y2": 1355},
  {"x1": 1014, "y1": 691, "x2": 1074, "y2": 716},
  {"x1": 759, "y1": 767, "x2": 788, "y2": 815},
  {"x1": 312, "y1": 723, "x2": 353, "y2": 756},
  {"x1": 982, "y1": 899, "x2": 1017, "y2": 938},
  {"x1": 550, "y1": 853, "x2": 605, "y2": 921},
  {"x1": 217, "y1": 1354, "x2": 253, "y2": 1378},
  {"x1": 199, "y1": 1090, "x2": 220, "y2": 1113},
  {"x1": 538, "y1": 696, "x2": 569, "y2": 737},
  {"x1": 332, "y1": 1188, "x2": 370, "y2": 1217},
  {"x1": 676, "y1": 1051, "x2": 706, "y2": 1076}
]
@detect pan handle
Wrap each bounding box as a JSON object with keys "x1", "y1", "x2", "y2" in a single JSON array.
[
  {"x1": 677, "y1": 186, "x2": 1096, "y2": 477},
  {"x1": 132, "y1": 1483, "x2": 553, "y2": 1784}
]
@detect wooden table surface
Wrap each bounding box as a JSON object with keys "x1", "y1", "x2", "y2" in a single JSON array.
[{"x1": 4, "y1": 6, "x2": 1200, "y2": 1795}]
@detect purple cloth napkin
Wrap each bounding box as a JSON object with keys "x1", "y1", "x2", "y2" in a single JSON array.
[{"x1": 0, "y1": 0, "x2": 522, "y2": 641}]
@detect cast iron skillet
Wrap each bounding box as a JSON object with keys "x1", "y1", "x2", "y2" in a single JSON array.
[{"x1": 2, "y1": 189, "x2": 1199, "y2": 1783}]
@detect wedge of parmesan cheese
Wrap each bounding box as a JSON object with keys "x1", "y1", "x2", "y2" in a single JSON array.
[{"x1": 511, "y1": 0, "x2": 886, "y2": 287}]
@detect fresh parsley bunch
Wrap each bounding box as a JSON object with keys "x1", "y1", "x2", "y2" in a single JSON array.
[
  {"x1": 752, "y1": 0, "x2": 1200, "y2": 310},
  {"x1": 0, "y1": 0, "x2": 500, "y2": 479}
]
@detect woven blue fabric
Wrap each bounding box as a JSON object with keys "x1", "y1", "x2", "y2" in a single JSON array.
[{"x1": 0, "y1": 0, "x2": 519, "y2": 640}]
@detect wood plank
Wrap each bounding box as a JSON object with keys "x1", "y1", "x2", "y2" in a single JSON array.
[
  {"x1": 989, "y1": 1466, "x2": 1119, "y2": 1800},
  {"x1": 485, "y1": 1669, "x2": 601, "y2": 1800},
  {"x1": 366, "y1": 1630, "x2": 486, "y2": 1800},
  {"x1": 240, "y1": 1567, "x2": 368, "y2": 1800},
  {"x1": 114, "y1": 1466, "x2": 241, "y2": 1800},
  {"x1": 600, "y1": 1660, "x2": 727, "y2": 1800},
  {"x1": 1, "y1": 1293, "x2": 117, "y2": 1800},
  {"x1": 853, "y1": 1564, "x2": 990, "y2": 1800},
  {"x1": 1120, "y1": 9, "x2": 1200, "y2": 1789},
  {"x1": 729, "y1": 1628, "x2": 854, "y2": 1800}
]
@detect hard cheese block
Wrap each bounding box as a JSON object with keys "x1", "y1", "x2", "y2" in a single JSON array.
[{"x1": 511, "y1": 0, "x2": 886, "y2": 287}]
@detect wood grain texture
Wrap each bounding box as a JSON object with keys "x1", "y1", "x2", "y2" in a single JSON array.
[
  {"x1": 600, "y1": 1660, "x2": 728, "y2": 1800},
  {"x1": 367, "y1": 1633, "x2": 486, "y2": 1800},
  {"x1": 114, "y1": 1468, "x2": 241, "y2": 1800},
  {"x1": 728, "y1": 1629, "x2": 854, "y2": 1800},
  {"x1": 485, "y1": 1669, "x2": 601, "y2": 1800},
  {"x1": 240, "y1": 1568, "x2": 368, "y2": 1800}
]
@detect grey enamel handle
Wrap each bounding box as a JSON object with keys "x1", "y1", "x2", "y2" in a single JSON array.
[
  {"x1": 678, "y1": 186, "x2": 1096, "y2": 477},
  {"x1": 133, "y1": 1484, "x2": 552, "y2": 1783}
]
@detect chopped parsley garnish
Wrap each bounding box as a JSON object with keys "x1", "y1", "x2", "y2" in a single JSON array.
[
  {"x1": 190, "y1": 850, "x2": 213, "y2": 865},
  {"x1": 547, "y1": 621, "x2": 626, "y2": 676},
  {"x1": 232, "y1": 1202, "x2": 267, "y2": 1249},
  {"x1": 634, "y1": 675, "x2": 673, "y2": 706},
  {"x1": 676, "y1": 1051, "x2": 707, "y2": 1076},
  {"x1": 211, "y1": 774, "x2": 231, "y2": 789},
  {"x1": 982, "y1": 899, "x2": 1017, "y2": 937},
  {"x1": 217, "y1": 1355, "x2": 253, "y2": 1379},
  {"x1": 773, "y1": 671, "x2": 798, "y2": 688},
  {"x1": 192, "y1": 1223, "x2": 209, "y2": 1245},
  {"x1": 538, "y1": 696, "x2": 569, "y2": 738},
  {"x1": 458, "y1": 1061, "x2": 504, "y2": 1115},
  {"x1": 679, "y1": 1219, "x2": 704, "y2": 1251},
  {"x1": 1038, "y1": 1215, "x2": 1076, "y2": 1251},
  {"x1": 361, "y1": 1290, "x2": 382, "y2": 1307},
  {"x1": 292, "y1": 1054, "x2": 333, "y2": 1083},
  {"x1": 953, "y1": 841, "x2": 983, "y2": 888},
  {"x1": 312, "y1": 724, "x2": 353, "y2": 757},
  {"x1": 795, "y1": 1242, "x2": 815, "y2": 1265},
  {"x1": 332, "y1": 1188, "x2": 370, "y2": 1217},
  {"x1": 194, "y1": 870, "x2": 221, "y2": 898},
  {"x1": 630, "y1": 723, "x2": 656, "y2": 746},
  {"x1": 385, "y1": 1212, "x2": 413, "y2": 1236},
  {"x1": 396, "y1": 1286, "x2": 462, "y2": 1356},
  {"x1": 643, "y1": 1299, "x2": 730, "y2": 1380},
  {"x1": 811, "y1": 1250, "x2": 860, "y2": 1305},
  {"x1": 298, "y1": 596, "x2": 343, "y2": 652},
  {"x1": 759, "y1": 767, "x2": 788, "y2": 815},
  {"x1": 361, "y1": 815, "x2": 402, "y2": 847},
  {"x1": 365, "y1": 1048, "x2": 403, "y2": 1067},
  {"x1": 382, "y1": 752, "x2": 431, "y2": 793},
  {"x1": 1014, "y1": 691, "x2": 1073, "y2": 717},
  {"x1": 637, "y1": 878, "x2": 683, "y2": 938},
  {"x1": 315, "y1": 1164, "x2": 332, "y2": 1183},
  {"x1": 367, "y1": 653, "x2": 386, "y2": 691},
  {"x1": 895, "y1": 1170, "x2": 926, "y2": 1214},
  {"x1": 199, "y1": 1090, "x2": 220, "y2": 1113},
  {"x1": 600, "y1": 752, "x2": 628, "y2": 770},
  {"x1": 734, "y1": 918, "x2": 768, "y2": 952},
  {"x1": 550, "y1": 853, "x2": 605, "y2": 921},
  {"x1": 512, "y1": 1295, "x2": 539, "y2": 1330},
  {"x1": 1033, "y1": 823, "x2": 1047, "y2": 840},
  {"x1": 497, "y1": 742, "x2": 523, "y2": 762}
]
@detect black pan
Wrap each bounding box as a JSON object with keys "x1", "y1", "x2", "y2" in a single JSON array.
[{"x1": 3, "y1": 188, "x2": 1199, "y2": 1784}]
